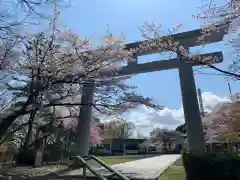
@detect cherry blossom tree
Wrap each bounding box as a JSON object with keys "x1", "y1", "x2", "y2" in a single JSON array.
[
  {"x1": 191, "y1": 0, "x2": 240, "y2": 79},
  {"x1": 139, "y1": 21, "x2": 240, "y2": 82},
  {"x1": 207, "y1": 101, "x2": 240, "y2": 142},
  {"x1": 141, "y1": 127, "x2": 184, "y2": 152},
  {"x1": 0, "y1": 0, "x2": 68, "y2": 78},
  {"x1": 199, "y1": 0, "x2": 240, "y2": 26},
  {"x1": 56, "y1": 110, "x2": 103, "y2": 147},
  {"x1": 0, "y1": 8, "x2": 162, "y2": 150}
]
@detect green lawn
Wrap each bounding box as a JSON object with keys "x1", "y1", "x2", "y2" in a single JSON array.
[
  {"x1": 98, "y1": 156, "x2": 136, "y2": 165},
  {"x1": 88, "y1": 155, "x2": 146, "y2": 167},
  {"x1": 158, "y1": 165, "x2": 186, "y2": 180},
  {"x1": 158, "y1": 157, "x2": 185, "y2": 180}
]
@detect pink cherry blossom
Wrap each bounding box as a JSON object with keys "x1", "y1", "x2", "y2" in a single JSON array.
[{"x1": 60, "y1": 116, "x2": 103, "y2": 147}]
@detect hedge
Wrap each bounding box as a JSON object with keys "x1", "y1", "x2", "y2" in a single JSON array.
[
  {"x1": 182, "y1": 152, "x2": 240, "y2": 180},
  {"x1": 89, "y1": 147, "x2": 105, "y2": 156}
]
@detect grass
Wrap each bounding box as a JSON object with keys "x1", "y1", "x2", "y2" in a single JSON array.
[
  {"x1": 158, "y1": 165, "x2": 186, "y2": 180},
  {"x1": 172, "y1": 157, "x2": 183, "y2": 166},
  {"x1": 158, "y1": 157, "x2": 185, "y2": 180},
  {"x1": 88, "y1": 155, "x2": 145, "y2": 167},
  {"x1": 98, "y1": 156, "x2": 135, "y2": 165}
]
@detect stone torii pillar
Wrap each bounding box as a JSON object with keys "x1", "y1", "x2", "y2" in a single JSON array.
[
  {"x1": 178, "y1": 53, "x2": 206, "y2": 152},
  {"x1": 75, "y1": 80, "x2": 95, "y2": 156}
]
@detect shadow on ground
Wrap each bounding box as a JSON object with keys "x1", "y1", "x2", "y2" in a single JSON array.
[
  {"x1": 0, "y1": 174, "x2": 85, "y2": 180},
  {"x1": 0, "y1": 163, "x2": 84, "y2": 180},
  {"x1": 0, "y1": 166, "x2": 85, "y2": 180}
]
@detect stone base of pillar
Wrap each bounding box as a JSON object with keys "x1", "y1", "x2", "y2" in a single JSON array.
[{"x1": 34, "y1": 151, "x2": 43, "y2": 167}]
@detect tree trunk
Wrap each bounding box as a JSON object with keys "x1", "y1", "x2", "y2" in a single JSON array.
[
  {"x1": 0, "y1": 89, "x2": 37, "y2": 139},
  {"x1": 22, "y1": 110, "x2": 36, "y2": 151},
  {"x1": 168, "y1": 143, "x2": 172, "y2": 151},
  {"x1": 0, "y1": 113, "x2": 21, "y2": 140},
  {"x1": 66, "y1": 131, "x2": 73, "y2": 156}
]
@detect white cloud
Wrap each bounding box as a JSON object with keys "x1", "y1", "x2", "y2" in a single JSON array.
[
  {"x1": 123, "y1": 92, "x2": 229, "y2": 136},
  {"x1": 201, "y1": 92, "x2": 229, "y2": 113}
]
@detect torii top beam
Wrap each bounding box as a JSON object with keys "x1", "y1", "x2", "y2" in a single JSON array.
[
  {"x1": 117, "y1": 52, "x2": 223, "y2": 76},
  {"x1": 124, "y1": 23, "x2": 229, "y2": 56}
]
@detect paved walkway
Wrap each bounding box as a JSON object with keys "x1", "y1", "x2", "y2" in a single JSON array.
[
  {"x1": 105, "y1": 154, "x2": 181, "y2": 180},
  {"x1": 68, "y1": 154, "x2": 181, "y2": 180}
]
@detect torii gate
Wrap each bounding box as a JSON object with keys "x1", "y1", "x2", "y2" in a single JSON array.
[{"x1": 75, "y1": 25, "x2": 227, "y2": 155}]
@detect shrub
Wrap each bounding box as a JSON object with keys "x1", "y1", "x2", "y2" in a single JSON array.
[
  {"x1": 89, "y1": 147, "x2": 105, "y2": 156},
  {"x1": 182, "y1": 152, "x2": 240, "y2": 180},
  {"x1": 138, "y1": 144, "x2": 146, "y2": 154}
]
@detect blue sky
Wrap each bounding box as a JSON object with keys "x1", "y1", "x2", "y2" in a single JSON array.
[{"x1": 60, "y1": 0, "x2": 237, "y2": 108}]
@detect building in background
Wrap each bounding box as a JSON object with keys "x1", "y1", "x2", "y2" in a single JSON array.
[
  {"x1": 103, "y1": 138, "x2": 146, "y2": 155},
  {"x1": 144, "y1": 129, "x2": 186, "y2": 153},
  {"x1": 232, "y1": 93, "x2": 240, "y2": 103}
]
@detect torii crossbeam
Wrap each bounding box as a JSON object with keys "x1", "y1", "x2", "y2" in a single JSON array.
[{"x1": 75, "y1": 24, "x2": 227, "y2": 155}]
